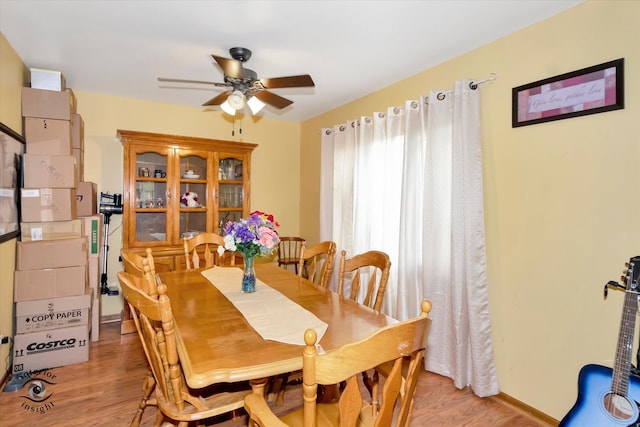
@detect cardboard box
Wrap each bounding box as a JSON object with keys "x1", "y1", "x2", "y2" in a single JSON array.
[
  {"x1": 14, "y1": 266, "x2": 88, "y2": 301},
  {"x1": 76, "y1": 181, "x2": 96, "y2": 216},
  {"x1": 15, "y1": 289, "x2": 92, "y2": 333},
  {"x1": 91, "y1": 296, "x2": 100, "y2": 342},
  {"x1": 71, "y1": 113, "x2": 84, "y2": 150},
  {"x1": 12, "y1": 324, "x2": 90, "y2": 374},
  {"x1": 30, "y1": 68, "x2": 66, "y2": 92},
  {"x1": 21, "y1": 87, "x2": 76, "y2": 120},
  {"x1": 88, "y1": 256, "x2": 100, "y2": 296},
  {"x1": 73, "y1": 147, "x2": 84, "y2": 181},
  {"x1": 16, "y1": 238, "x2": 87, "y2": 271},
  {"x1": 23, "y1": 154, "x2": 77, "y2": 189},
  {"x1": 81, "y1": 215, "x2": 102, "y2": 258},
  {"x1": 21, "y1": 188, "x2": 77, "y2": 222},
  {"x1": 24, "y1": 118, "x2": 72, "y2": 155},
  {"x1": 20, "y1": 219, "x2": 83, "y2": 241}
]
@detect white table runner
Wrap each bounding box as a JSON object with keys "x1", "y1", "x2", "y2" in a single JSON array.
[{"x1": 201, "y1": 266, "x2": 328, "y2": 346}]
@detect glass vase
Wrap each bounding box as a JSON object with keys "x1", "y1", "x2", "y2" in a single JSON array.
[{"x1": 242, "y1": 254, "x2": 256, "y2": 293}]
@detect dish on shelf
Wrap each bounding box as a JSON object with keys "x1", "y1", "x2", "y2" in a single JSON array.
[
  {"x1": 183, "y1": 174, "x2": 200, "y2": 179},
  {"x1": 180, "y1": 203, "x2": 203, "y2": 208}
]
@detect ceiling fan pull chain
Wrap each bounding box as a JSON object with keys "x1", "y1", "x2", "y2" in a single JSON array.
[{"x1": 231, "y1": 117, "x2": 243, "y2": 137}]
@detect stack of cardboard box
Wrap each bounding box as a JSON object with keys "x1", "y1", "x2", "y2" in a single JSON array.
[{"x1": 12, "y1": 69, "x2": 102, "y2": 374}]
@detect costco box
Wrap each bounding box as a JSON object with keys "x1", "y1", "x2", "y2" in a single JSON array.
[
  {"x1": 23, "y1": 154, "x2": 77, "y2": 188},
  {"x1": 14, "y1": 266, "x2": 87, "y2": 302},
  {"x1": 12, "y1": 324, "x2": 90, "y2": 374},
  {"x1": 71, "y1": 113, "x2": 84, "y2": 150},
  {"x1": 20, "y1": 219, "x2": 83, "y2": 241},
  {"x1": 16, "y1": 238, "x2": 87, "y2": 271},
  {"x1": 76, "y1": 182, "x2": 97, "y2": 216},
  {"x1": 21, "y1": 87, "x2": 76, "y2": 120},
  {"x1": 24, "y1": 118, "x2": 72, "y2": 155},
  {"x1": 81, "y1": 215, "x2": 102, "y2": 258},
  {"x1": 15, "y1": 289, "x2": 92, "y2": 333},
  {"x1": 30, "y1": 68, "x2": 66, "y2": 92},
  {"x1": 88, "y1": 256, "x2": 100, "y2": 296},
  {"x1": 21, "y1": 188, "x2": 76, "y2": 222}
]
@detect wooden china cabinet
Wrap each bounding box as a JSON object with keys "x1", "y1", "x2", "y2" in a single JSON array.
[
  {"x1": 118, "y1": 130, "x2": 256, "y2": 334},
  {"x1": 118, "y1": 129, "x2": 256, "y2": 270}
]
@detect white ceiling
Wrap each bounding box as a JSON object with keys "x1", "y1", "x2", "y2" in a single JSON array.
[{"x1": 0, "y1": 0, "x2": 583, "y2": 122}]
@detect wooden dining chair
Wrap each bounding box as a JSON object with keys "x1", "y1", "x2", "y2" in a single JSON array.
[
  {"x1": 297, "y1": 240, "x2": 337, "y2": 289},
  {"x1": 183, "y1": 232, "x2": 235, "y2": 270},
  {"x1": 119, "y1": 250, "x2": 160, "y2": 426},
  {"x1": 338, "y1": 249, "x2": 391, "y2": 311},
  {"x1": 245, "y1": 300, "x2": 433, "y2": 427},
  {"x1": 277, "y1": 237, "x2": 306, "y2": 274},
  {"x1": 118, "y1": 269, "x2": 250, "y2": 427}
]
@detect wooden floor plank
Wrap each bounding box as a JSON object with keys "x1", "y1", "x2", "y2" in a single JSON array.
[{"x1": 0, "y1": 322, "x2": 557, "y2": 426}]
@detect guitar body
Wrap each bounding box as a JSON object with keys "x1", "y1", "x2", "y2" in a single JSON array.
[{"x1": 560, "y1": 364, "x2": 640, "y2": 426}]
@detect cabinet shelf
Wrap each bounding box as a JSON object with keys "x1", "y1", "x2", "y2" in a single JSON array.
[
  {"x1": 137, "y1": 177, "x2": 167, "y2": 183},
  {"x1": 135, "y1": 208, "x2": 167, "y2": 212}
]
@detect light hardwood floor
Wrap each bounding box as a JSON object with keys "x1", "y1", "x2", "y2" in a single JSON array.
[{"x1": 0, "y1": 322, "x2": 558, "y2": 426}]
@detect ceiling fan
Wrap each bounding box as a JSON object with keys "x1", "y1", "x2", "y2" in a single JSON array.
[{"x1": 158, "y1": 47, "x2": 315, "y2": 116}]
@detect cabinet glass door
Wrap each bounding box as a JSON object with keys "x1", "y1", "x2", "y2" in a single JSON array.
[
  {"x1": 217, "y1": 155, "x2": 245, "y2": 233},
  {"x1": 176, "y1": 150, "x2": 211, "y2": 240},
  {"x1": 134, "y1": 151, "x2": 169, "y2": 243}
]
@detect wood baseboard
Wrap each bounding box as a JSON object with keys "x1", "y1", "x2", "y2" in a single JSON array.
[
  {"x1": 120, "y1": 319, "x2": 136, "y2": 335},
  {"x1": 493, "y1": 392, "x2": 559, "y2": 426},
  {"x1": 100, "y1": 313, "x2": 121, "y2": 324}
]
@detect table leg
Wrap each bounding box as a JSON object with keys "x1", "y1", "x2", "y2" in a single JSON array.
[{"x1": 250, "y1": 377, "x2": 269, "y2": 397}]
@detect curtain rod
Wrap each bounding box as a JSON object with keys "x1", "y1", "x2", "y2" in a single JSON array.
[
  {"x1": 433, "y1": 72, "x2": 497, "y2": 100},
  {"x1": 323, "y1": 73, "x2": 498, "y2": 134},
  {"x1": 469, "y1": 72, "x2": 497, "y2": 90}
]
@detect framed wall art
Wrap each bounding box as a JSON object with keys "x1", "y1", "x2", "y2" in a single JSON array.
[
  {"x1": 0, "y1": 122, "x2": 24, "y2": 243},
  {"x1": 512, "y1": 58, "x2": 624, "y2": 127}
]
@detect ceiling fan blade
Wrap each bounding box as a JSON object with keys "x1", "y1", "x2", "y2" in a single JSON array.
[
  {"x1": 260, "y1": 74, "x2": 315, "y2": 89},
  {"x1": 212, "y1": 55, "x2": 245, "y2": 79},
  {"x1": 158, "y1": 77, "x2": 227, "y2": 86},
  {"x1": 254, "y1": 90, "x2": 294, "y2": 109},
  {"x1": 202, "y1": 91, "x2": 231, "y2": 106}
]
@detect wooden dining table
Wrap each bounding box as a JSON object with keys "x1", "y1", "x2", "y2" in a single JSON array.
[{"x1": 159, "y1": 262, "x2": 396, "y2": 396}]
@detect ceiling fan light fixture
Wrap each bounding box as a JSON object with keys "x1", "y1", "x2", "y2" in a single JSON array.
[
  {"x1": 220, "y1": 100, "x2": 236, "y2": 116},
  {"x1": 227, "y1": 90, "x2": 246, "y2": 110},
  {"x1": 247, "y1": 95, "x2": 266, "y2": 114}
]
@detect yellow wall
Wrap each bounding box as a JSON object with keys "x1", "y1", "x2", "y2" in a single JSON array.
[
  {"x1": 0, "y1": 33, "x2": 27, "y2": 380},
  {"x1": 301, "y1": 0, "x2": 639, "y2": 419}
]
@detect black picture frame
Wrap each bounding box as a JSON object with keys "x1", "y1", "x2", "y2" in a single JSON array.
[
  {"x1": 0, "y1": 122, "x2": 24, "y2": 243},
  {"x1": 512, "y1": 58, "x2": 624, "y2": 128}
]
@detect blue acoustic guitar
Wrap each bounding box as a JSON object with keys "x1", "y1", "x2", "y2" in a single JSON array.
[{"x1": 560, "y1": 256, "x2": 640, "y2": 426}]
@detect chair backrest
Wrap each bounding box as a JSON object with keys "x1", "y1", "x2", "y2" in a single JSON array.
[
  {"x1": 297, "y1": 241, "x2": 337, "y2": 288},
  {"x1": 252, "y1": 300, "x2": 431, "y2": 427},
  {"x1": 338, "y1": 250, "x2": 391, "y2": 312},
  {"x1": 183, "y1": 232, "x2": 234, "y2": 270},
  {"x1": 118, "y1": 270, "x2": 191, "y2": 412},
  {"x1": 121, "y1": 248, "x2": 158, "y2": 296},
  {"x1": 277, "y1": 237, "x2": 306, "y2": 270}
]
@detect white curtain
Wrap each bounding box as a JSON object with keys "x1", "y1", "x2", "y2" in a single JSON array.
[{"x1": 320, "y1": 80, "x2": 499, "y2": 397}]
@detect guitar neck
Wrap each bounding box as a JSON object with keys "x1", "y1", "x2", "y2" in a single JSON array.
[
  {"x1": 612, "y1": 289, "x2": 638, "y2": 395},
  {"x1": 612, "y1": 257, "x2": 640, "y2": 396}
]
